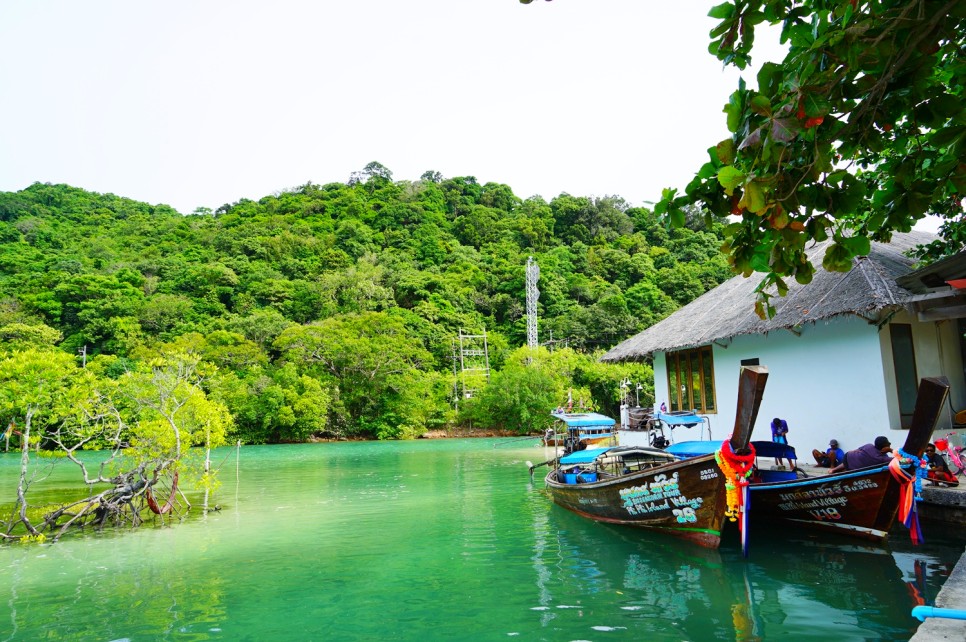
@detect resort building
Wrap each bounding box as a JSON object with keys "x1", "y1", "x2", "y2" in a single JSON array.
[{"x1": 602, "y1": 232, "x2": 966, "y2": 452}]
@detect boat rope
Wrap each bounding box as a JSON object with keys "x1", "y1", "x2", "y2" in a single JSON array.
[
  {"x1": 493, "y1": 436, "x2": 545, "y2": 448},
  {"x1": 145, "y1": 471, "x2": 180, "y2": 515},
  {"x1": 889, "y1": 449, "x2": 928, "y2": 544},
  {"x1": 212, "y1": 445, "x2": 241, "y2": 472}
]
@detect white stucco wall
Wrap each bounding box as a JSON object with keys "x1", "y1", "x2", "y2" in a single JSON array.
[{"x1": 653, "y1": 316, "x2": 893, "y2": 456}]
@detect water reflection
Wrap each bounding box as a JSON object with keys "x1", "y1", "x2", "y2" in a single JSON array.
[
  {"x1": 0, "y1": 440, "x2": 962, "y2": 641},
  {"x1": 527, "y1": 499, "x2": 961, "y2": 641}
]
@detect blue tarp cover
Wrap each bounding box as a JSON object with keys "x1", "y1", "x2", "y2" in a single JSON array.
[
  {"x1": 665, "y1": 440, "x2": 797, "y2": 460},
  {"x1": 750, "y1": 440, "x2": 798, "y2": 460},
  {"x1": 665, "y1": 441, "x2": 719, "y2": 458},
  {"x1": 559, "y1": 447, "x2": 612, "y2": 465},
  {"x1": 655, "y1": 412, "x2": 706, "y2": 427},
  {"x1": 550, "y1": 412, "x2": 616, "y2": 428}
]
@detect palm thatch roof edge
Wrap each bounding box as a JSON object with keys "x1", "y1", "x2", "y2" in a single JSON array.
[{"x1": 600, "y1": 231, "x2": 937, "y2": 362}]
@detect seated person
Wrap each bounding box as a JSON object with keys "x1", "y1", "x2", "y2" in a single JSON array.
[
  {"x1": 924, "y1": 443, "x2": 959, "y2": 487},
  {"x1": 812, "y1": 439, "x2": 845, "y2": 468},
  {"x1": 829, "y1": 436, "x2": 893, "y2": 473}
]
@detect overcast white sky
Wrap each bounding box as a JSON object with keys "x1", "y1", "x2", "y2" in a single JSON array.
[
  {"x1": 1, "y1": 1, "x2": 798, "y2": 215},
  {"x1": 4, "y1": 1, "x2": 940, "y2": 236}
]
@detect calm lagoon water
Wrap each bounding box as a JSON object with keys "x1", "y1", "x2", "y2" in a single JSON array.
[{"x1": 1, "y1": 438, "x2": 963, "y2": 641}]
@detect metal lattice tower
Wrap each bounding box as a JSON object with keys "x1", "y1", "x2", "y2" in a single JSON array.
[
  {"x1": 526, "y1": 256, "x2": 540, "y2": 350},
  {"x1": 458, "y1": 328, "x2": 490, "y2": 400}
]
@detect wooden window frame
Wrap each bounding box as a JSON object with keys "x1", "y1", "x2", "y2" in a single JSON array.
[{"x1": 666, "y1": 346, "x2": 717, "y2": 414}]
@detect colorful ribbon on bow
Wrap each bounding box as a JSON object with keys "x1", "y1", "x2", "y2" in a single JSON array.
[
  {"x1": 716, "y1": 440, "x2": 756, "y2": 556},
  {"x1": 889, "y1": 448, "x2": 928, "y2": 544}
]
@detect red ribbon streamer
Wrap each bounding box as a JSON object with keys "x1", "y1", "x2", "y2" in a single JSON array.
[{"x1": 889, "y1": 456, "x2": 923, "y2": 544}]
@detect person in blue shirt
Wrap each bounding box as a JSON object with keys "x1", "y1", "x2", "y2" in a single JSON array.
[
  {"x1": 812, "y1": 439, "x2": 845, "y2": 468},
  {"x1": 770, "y1": 417, "x2": 792, "y2": 469}
]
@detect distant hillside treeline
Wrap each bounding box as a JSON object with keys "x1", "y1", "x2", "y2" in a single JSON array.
[{"x1": 0, "y1": 164, "x2": 733, "y2": 441}]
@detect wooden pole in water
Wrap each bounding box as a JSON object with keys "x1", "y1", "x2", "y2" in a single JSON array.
[
  {"x1": 203, "y1": 421, "x2": 212, "y2": 514},
  {"x1": 235, "y1": 440, "x2": 241, "y2": 510}
]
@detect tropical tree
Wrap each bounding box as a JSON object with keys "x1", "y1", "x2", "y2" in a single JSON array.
[
  {"x1": 0, "y1": 322, "x2": 62, "y2": 350},
  {"x1": 658, "y1": 0, "x2": 966, "y2": 315},
  {"x1": 0, "y1": 350, "x2": 231, "y2": 543},
  {"x1": 523, "y1": 0, "x2": 965, "y2": 315},
  {"x1": 0, "y1": 349, "x2": 86, "y2": 540},
  {"x1": 272, "y1": 311, "x2": 436, "y2": 437},
  {"x1": 461, "y1": 347, "x2": 563, "y2": 435}
]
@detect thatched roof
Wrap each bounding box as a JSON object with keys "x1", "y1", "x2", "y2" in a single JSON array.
[{"x1": 600, "y1": 231, "x2": 937, "y2": 362}]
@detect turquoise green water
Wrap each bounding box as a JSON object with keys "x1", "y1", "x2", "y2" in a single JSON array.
[{"x1": 1, "y1": 439, "x2": 963, "y2": 641}]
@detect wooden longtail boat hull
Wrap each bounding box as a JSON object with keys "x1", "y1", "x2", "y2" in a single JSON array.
[
  {"x1": 545, "y1": 453, "x2": 730, "y2": 547},
  {"x1": 748, "y1": 464, "x2": 902, "y2": 540},
  {"x1": 544, "y1": 365, "x2": 768, "y2": 548},
  {"x1": 747, "y1": 376, "x2": 950, "y2": 541}
]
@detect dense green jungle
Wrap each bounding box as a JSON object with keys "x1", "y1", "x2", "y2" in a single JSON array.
[{"x1": 0, "y1": 163, "x2": 735, "y2": 446}]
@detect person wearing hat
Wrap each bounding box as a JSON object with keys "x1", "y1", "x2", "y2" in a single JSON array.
[
  {"x1": 812, "y1": 439, "x2": 845, "y2": 468},
  {"x1": 829, "y1": 436, "x2": 893, "y2": 473}
]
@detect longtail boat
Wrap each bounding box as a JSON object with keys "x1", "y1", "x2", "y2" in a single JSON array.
[
  {"x1": 744, "y1": 376, "x2": 949, "y2": 542},
  {"x1": 542, "y1": 411, "x2": 616, "y2": 448},
  {"x1": 538, "y1": 365, "x2": 767, "y2": 549},
  {"x1": 666, "y1": 377, "x2": 950, "y2": 543}
]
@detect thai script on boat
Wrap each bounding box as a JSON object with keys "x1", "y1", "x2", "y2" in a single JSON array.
[
  {"x1": 777, "y1": 494, "x2": 848, "y2": 512},
  {"x1": 619, "y1": 473, "x2": 703, "y2": 516},
  {"x1": 841, "y1": 478, "x2": 877, "y2": 492},
  {"x1": 776, "y1": 479, "x2": 877, "y2": 503}
]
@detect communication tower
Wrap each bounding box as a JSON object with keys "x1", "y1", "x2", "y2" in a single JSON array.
[{"x1": 526, "y1": 256, "x2": 540, "y2": 350}]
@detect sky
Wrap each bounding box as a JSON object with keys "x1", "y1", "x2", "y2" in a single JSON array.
[
  {"x1": 0, "y1": 1, "x2": 793, "y2": 215},
  {"x1": 0, "y1": 1, "x2": 941, "y2": 232}
]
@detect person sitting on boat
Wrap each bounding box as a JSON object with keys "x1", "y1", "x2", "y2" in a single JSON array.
[
  {"x1": 812, "y1": 439, "x2": 845, "y2": 468},
  {"x1": 829, "y1": 436, "x2": 893, "y2": 473},
  {"x1": 924, "y1": 443, "x2": 959, "y2": 487},
  {"x1": 770, "y1": 417, "x2": 792, "y2": 469}
]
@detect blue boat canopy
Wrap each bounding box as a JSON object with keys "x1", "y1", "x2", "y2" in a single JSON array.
[
  {"x1": 665, "y1": 440, "x2": 719, "y2": 458},
  {"x1": 655, "y1": 411, "x2": 706, "y2": 427},
  {"x1": 665, "y1": 440, "x2": 797, "y2": 460},
  {"x1": 559, "y1": 447, "x2": 612, "y2": 465},
  {"x1": 550, "y1": 412, "x2": 616, "y2": 428}
]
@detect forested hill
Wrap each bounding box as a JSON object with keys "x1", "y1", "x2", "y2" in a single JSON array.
[{"x1": 0, "y1": 166, "x2": 733, "y2": 442}]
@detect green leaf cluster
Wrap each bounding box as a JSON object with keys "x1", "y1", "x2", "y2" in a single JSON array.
[{"x1": 659, "y1": 0, "x2": 966, "y2": 316}]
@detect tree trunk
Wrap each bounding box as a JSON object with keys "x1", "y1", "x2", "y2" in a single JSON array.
[{"x1": 15, "y1": 409, "x2": 37, "y2": 535}]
